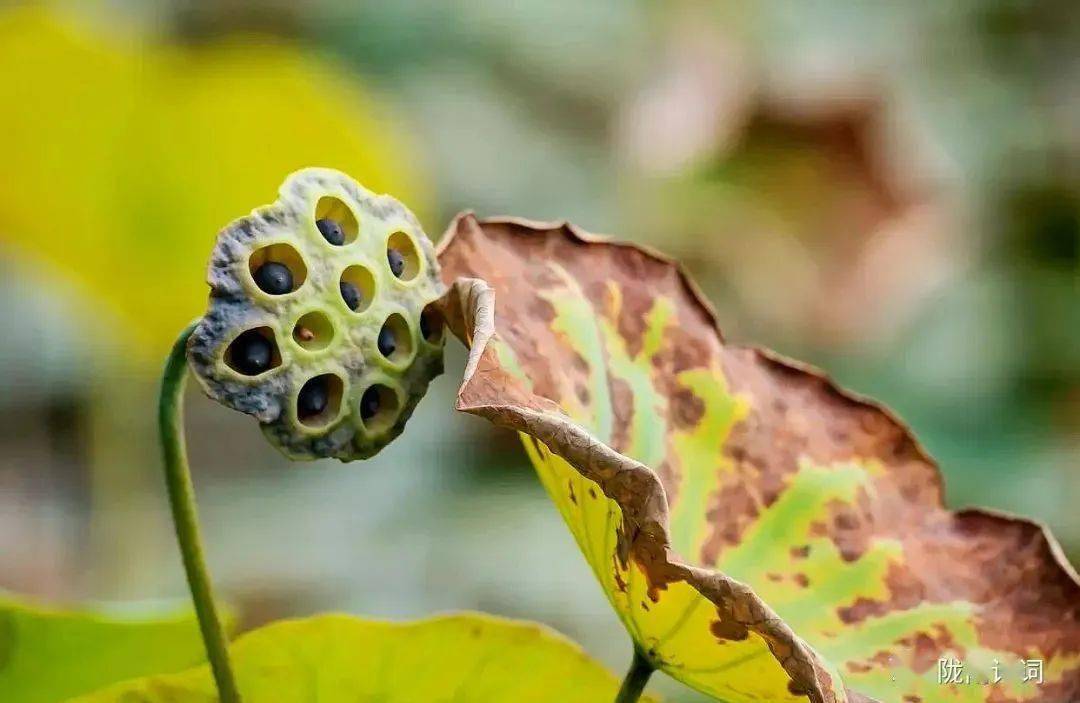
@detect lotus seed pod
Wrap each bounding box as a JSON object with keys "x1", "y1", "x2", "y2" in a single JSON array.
[{"x1": 186, "y1": 168, "x2": 446, "y2": 461}]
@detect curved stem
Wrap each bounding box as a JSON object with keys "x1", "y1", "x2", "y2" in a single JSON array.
[
  {"x1": 615, "y1": 647, "x2": 655, "y2": 703},
  {"x1": 159, "y1": 321, "x2": 241, "y2": 703}
]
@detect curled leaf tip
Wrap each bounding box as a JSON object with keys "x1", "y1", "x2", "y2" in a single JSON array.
[
  {"x1": 436, "y1": 213, "x2": 1080, "y2": 703},
  {"x1": 187, "y1": 169, "x2": 445, "y2": 461}
]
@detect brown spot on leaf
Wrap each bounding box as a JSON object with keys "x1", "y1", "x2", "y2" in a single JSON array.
[
  {"x1": 702, "y1": 479, "x2": 764, "y2": 565},
  {"x1": 613, "y1": 279, "x2": 655, "y2": 359},
  {"x1": 609, "y1": 376, "x2": 633, "y2": 454},
  {"x1": 710, "y1": 618, "x2": 749, "y2": 642},
  {"x1": 529, "y1": 435, "x2": 546, "y2": 458},
  {"x1": 670, "y1": 388, "x2": 704, "y2": 429},
  {"x1": 910, "y1": 629, "x2": 955, "y2": 674},
  {"x1": 655, "y1": 458, "x2": 680, "y2": 507},
  {"x1": 613, "y1": 566, "x2": 628, "y2": 594},
  {"x1": 787, "y1": 680, "x2": 810, "y2": 697},
  {"x1": 643, "y1": 574, "x2": 665, "y2": 603},
  {"x1": 826, "y1": 498, "x2": 871, "y2": 563},
  {"x1": 833, "y1": 562, "x2": 924, "y2": 626}
]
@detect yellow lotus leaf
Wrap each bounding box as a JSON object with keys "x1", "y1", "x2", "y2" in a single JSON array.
[
  {"x1": 0, "y1": 595, "x2": 231, "y2": 703},
  {"x1": 0, "y1": 8, "x2": 426, "y2": 362},
  {"x1": 71, "y1": 612, "x2": 657, "y2": 702}
]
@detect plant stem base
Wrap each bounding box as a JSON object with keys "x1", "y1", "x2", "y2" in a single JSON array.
[
  {"x1": 615, "y1": 647, "x2": 655, "y2": 703},
  {"x1": 160, "y1": 321, "x2": 241, "y2": 703}
]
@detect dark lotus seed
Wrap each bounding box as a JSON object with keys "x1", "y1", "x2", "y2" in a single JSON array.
[
  {"x1": 420, "y1": 310, "x2": 434, "y2": 340},
  {"x1": 253, "y1": 261, "x2": 293, "y2": 295},
  {"x1": 297, "y1": 376, "x2": 329, "y2": 418},
  {"x1": 231, "y1": 330, "x2": 272, "y2": 376},
  {"x1": 316, "y1": 218, "x2": 345, "y2": 246},
  {"x1": 360, "y1": 386, "x2": 380, "y2": 421},
  {"x1": 377, "y1": 325, "x2": 397, "y2": 358},
  {"x1": 387, "y1": 247, "x2": 405, "y2": 277},
  {"x1": 340, "y1": 281, "x2": 362, "y2": 311}
]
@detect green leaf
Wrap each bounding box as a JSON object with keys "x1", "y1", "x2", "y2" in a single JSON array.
[
  {"x1": 0, "y1": 596, "x2": 217, "y2": 703},
  {"x1": 436, "y1": 215, "x2": 1080, "y2": 703},
  {"x1": 71, "y1": 612, "x2": 657, "y2": 702}
]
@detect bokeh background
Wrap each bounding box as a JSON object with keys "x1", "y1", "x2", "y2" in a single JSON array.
[{"x1": 1, "y1": 1, "x2": 1077, "y2": 700}]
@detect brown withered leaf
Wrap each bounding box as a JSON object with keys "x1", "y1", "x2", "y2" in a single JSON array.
[{"x1": 435, "y1": 214, "x2": 1080, "y2": 703}]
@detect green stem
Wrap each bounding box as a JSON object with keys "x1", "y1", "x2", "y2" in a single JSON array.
[
  {"x1": 159, "y1": 321, "x2": 240, "y2": 703},
  {"x1": 615, "y1": 647, "x2": 655, "y2": 703}
]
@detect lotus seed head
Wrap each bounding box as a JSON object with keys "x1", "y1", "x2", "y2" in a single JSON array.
[{"x1": 186, "y1": 168, "x2": 446, "y2": 461}]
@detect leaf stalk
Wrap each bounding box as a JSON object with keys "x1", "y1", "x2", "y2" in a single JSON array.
[
  {"x1": 615, "y1": 646, "x2": 655, "y2": 703},
  {"x1": 159, "y1": 321, "x2": 241, "y2": 703}
]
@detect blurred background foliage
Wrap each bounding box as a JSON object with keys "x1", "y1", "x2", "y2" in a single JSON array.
[{"x1": 0, "y1": 2, "x2": 1076, "y2": 700}]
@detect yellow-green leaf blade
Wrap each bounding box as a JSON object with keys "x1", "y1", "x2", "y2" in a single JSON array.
[
  {"x1": 0, "y1": 596, "x2": 217, "y2": 703},
  {"x1": 71, "y1": 612, "x2": 657, "y2": 703}
]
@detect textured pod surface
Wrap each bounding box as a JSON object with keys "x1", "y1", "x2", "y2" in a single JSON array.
[
  {"x1": 437, "y1": 215, "x2": 1080, "y2": 703},
  {"x1": 188, "y1": 169, "x2": 445, "y2": 460}
]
